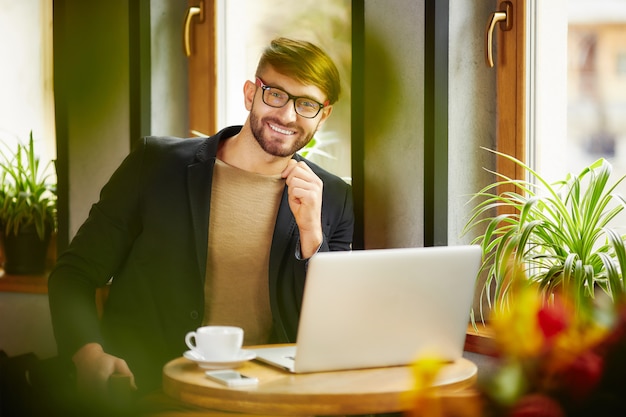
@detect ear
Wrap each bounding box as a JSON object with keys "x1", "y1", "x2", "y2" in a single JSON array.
[
  {"x1": 243, "y1": 80, "x2": 256, "y2": 111},
  {"x1": 317, "y1": 105, "x2": 333, "y2": 127}
]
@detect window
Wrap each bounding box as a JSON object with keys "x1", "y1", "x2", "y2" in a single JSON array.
[
  {"x1": 215, "y1": 0, "x2": 352, "y2": 179},
  {"x1": 501, "y1": 0, "x2": 626, "y2": 203},
  {"x1": 527, "y1": 0, "x2": 626, "y2": 236},
  {"x1": 0, "y1": 0, "x2": 56, "y2": 171}
]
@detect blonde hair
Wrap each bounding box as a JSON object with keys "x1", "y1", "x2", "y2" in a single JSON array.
[{"x1": 256, "y1": 37, "x2": 341, "y2": 104}]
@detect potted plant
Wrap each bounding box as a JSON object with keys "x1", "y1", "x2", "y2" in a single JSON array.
[
  {"x1": 463, "y1": 148, "x2": 626, "y2": 322},
  {"x1": 0, "y1": 131, "x2": 57, "y2": 274}
]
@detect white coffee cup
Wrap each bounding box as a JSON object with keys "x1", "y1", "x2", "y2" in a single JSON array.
[{"x1": 185, "y1": 326, "x2": 244, "y2": 361}]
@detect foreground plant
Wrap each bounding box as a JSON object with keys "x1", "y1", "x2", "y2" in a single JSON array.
[
  {"x1": 406, "y1": 275, "x2": 626, "y2": 417},
  {"x1": 481, "y1": 278, "x2": 626, "y2": 417}
]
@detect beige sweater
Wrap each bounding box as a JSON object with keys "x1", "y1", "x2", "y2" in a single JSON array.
[{"x1": 204, "y1": 159, "x2": 284, "y2": 345}]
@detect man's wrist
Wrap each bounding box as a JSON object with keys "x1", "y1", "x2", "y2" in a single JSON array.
[
  {"x1": 299, "y1": 229, "x2": 323, "y2": 259},
  {"x1": 73, "y1": 343, "x2": 104, "y2": 364},
  {"x1": 296, "y1": 239, "x2": 323, "y2": 260}
]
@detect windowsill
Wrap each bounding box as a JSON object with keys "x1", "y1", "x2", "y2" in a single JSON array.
[
  {"x1": 464, "y1": 323, "x2": 496, "y2": 356},
  {"x1": 0, "y1": 233, "x2": 55, "y2": 294},
  {"x1": 0, "y1": 269, "x2": 49, "y2": 294}
]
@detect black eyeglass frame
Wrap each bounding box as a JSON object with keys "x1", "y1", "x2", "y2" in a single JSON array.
[{"x1": 255, "y1": 77, "x2": 329, "y2": 119}]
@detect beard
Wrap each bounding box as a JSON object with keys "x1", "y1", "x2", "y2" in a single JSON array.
[{"x1": 249, "y1": 106, "x2": 318, "y2": 157}]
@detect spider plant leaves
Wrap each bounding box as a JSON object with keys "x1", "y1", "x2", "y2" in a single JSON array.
[
  {"x1": 464, "y1": 148, "x2": 626, "y2": 321},
  {"x1": 0, "y1": 131, "x2": 57, "y2": 240}
]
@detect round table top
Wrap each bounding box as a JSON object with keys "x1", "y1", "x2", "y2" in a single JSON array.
[{"x1": 162, "y1": 346, "x2": 477, "y2": 416}]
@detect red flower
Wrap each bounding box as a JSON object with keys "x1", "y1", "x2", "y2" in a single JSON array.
[
  {"x1": 508, "y1": 393, "x2": 565, "y2": 417},
  {"x1": 559, "y1": 351, "x2": 604, "y2": 400},
  {"x1": 537, "y1": 300, "x2": 569, "y2": 341}
]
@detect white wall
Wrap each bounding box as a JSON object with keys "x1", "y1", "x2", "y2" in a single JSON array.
[
  {"x1": 58, "y1": 1, "x2": 131, "y2": 238},
  {"x1": 0, "y1": 292, "x2": 56, "y2": 358},
  {"x1": 362, "y1": 0, "x2": 496, "y2": 249},
  {"x1": 61, "y1": 0, "x2": 188, "y2": 237},
  {"x1": 363, "y1": 0, "x2": 425, "y2": 249},
  {"x1": 150, "y1": 0, "x2": 189, "y2": 137},
  {"x1": 448, "y1": 0, "x2": 497, "y2": 245}
]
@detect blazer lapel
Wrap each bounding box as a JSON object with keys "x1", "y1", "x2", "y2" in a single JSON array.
[
  {"x1": 187, "y1": 158, "x2": 214, "y2": 282},
  {"x1": 186, "y1": 126, "x2": 243, "y2": 282},
  {"x1": 268, "y1": 187, "x2": 297, "y2": 341},
  {"x1": 270, "y1": 187, "x2": 297, "y2": 271},
  {"x1": 270, "y1": 153, "x2": 305, "y2": 276}
]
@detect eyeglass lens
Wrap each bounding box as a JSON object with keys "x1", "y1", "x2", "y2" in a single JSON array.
[{"x1": 261, "y1": 87, "x2": 322, "y2": 118}]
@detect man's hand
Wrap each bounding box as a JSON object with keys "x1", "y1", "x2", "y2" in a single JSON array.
[
  {"x1": 282, "y1": 159, "x2": 324, "y2": 259},
  {"x1": 72, "y1": 343, "x2": 137, "y2": 396}
]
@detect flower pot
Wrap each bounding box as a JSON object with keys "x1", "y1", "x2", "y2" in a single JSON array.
[{"x1": 1, "y1": 225, "x2": 52, "y2": 275}]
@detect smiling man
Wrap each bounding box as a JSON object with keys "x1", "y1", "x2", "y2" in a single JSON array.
[{"x1": 48, "y1": 37, "x2": 354, "y2": 409}]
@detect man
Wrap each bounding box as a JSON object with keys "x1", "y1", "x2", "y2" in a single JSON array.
[{"x1": 48, "y1": 37, "x2": 354, "y2": 399}]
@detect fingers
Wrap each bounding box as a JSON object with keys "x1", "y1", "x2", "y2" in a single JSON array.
[
  {"x1": 282, "y1": 161, "x2": 323, "y2": 209},
  {"x1": 73, "y1": 343, "x2": 137, "y2": 396},
  {"x1": 281, "y1": 158, "x2": 299, "y2": 179},
  {"x1": 281, "y1": 159, "x2": 324, "y2": 258},
  {"x1": 281, "y1": 160, "x2": 322, "y2": 191},
  {"x1": 113, "y1": 359, "x2": 138, "y2": 390}
]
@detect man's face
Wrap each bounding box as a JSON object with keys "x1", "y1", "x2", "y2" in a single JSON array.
[{"x1": 244, "y1": 66, "x2": 332, "y2": 158}]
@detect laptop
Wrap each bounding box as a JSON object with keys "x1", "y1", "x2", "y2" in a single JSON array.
[{"x1": 253, "y1": 245, "x2": 481, "y2": 373}]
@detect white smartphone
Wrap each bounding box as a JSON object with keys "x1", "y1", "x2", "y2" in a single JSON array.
[{"x1": 205, "y1": 370, "x2": 259, "y2": 387}]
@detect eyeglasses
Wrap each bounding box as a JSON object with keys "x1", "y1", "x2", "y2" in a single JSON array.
[{"x1": 255, "y1": 77, "x2": 328, "y2": 119}]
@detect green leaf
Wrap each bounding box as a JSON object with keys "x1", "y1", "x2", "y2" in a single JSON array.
[
  {"x1": 463, "y1": 148, "x2": 626, "y2": 323},
  {"x1": 0, "y1": 130, "x2": 57, "y2": 239}
]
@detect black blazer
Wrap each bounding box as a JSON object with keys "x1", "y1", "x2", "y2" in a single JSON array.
[{"x1": 48, "y1": 126, "x2": 354, "y2": 391}]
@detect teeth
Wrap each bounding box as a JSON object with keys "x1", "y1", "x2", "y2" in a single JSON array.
[{"x1": 269, "y1": 124, "x2": 294, "y2": 135}]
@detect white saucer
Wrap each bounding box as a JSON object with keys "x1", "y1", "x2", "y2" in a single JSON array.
[{"x1": 183, "y1": 349, "x2": 257, "y2": 370}]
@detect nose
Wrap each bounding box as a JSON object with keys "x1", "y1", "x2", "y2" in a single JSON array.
[{"x1": 275, "y1": 98, "x2": 298, "y2": 121}]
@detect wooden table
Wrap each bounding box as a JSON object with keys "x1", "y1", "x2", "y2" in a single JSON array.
[{"x1": 162, "y1": 345, "x2": 477, "y2": 416}]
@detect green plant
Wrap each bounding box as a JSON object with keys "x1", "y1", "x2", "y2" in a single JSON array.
[
  {"x1": 298, "y1": 131, "x2": 339, "y2": 160},
  {"x1": 0, "y1": 131, "x2": 57, "y2": 240},
  {"x1": 463, "y1": 148, "x2": 626, "y2": 321}
]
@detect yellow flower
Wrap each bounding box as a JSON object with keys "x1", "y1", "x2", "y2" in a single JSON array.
[
  {"x1": 410, "y1": 356, "x2": 446, "y2": 391},
  {"x1": 404, "y1": 356, "x2": 446, "y2": 417},
  {"x1": 491, "y1": 285, "x2": 544, "y2": 359}
]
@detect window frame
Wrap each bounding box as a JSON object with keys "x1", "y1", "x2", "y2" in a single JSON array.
[{"x1": 494, "y1": 0, "x2": 527, "y2": 192}]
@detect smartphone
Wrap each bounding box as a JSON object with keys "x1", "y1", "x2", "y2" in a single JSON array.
[{"x1": 205, "y1": 370, "x2": 259, "y2": 387}]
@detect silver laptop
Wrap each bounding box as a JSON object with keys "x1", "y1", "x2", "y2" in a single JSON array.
[{"x1": 253, "y1": 245, "x2": 481, "y2": 373}]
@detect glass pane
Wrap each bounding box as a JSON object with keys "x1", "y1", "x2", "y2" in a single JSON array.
[
  {"x1": 567, "y1": 2, "x2": 626, "y2": 171},
  {"x1": 0, "y1": 0, "x2": 55, "y2": 167},
  {"x1": 534, "y1": 0, "x2": 626, "y2": 216}
]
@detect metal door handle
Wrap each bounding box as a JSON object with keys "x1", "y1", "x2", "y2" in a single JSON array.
[
  {"x1": 485, "y1": 1, "x2": 513, "y2": 67},
  {"x1": 184, "y1": 4, "x2": 203, "y2": 57}
]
